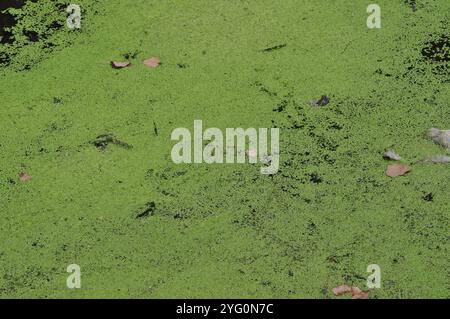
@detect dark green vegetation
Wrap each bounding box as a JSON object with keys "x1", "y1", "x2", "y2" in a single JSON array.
[{"x1": 0, "y1": 0, "x2": 449, "y2": 298}]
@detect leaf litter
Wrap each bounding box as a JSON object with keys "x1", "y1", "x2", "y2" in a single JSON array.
[
  {"x1": 332, "y1": 285, "x2": 370, "y2": 299},
  {"x1": 427, "y1": 128, "x2": 450, "y2": 150},
  {"x1": 309, "y1": 95, "x2": 330, "y2": 107},
  {"x1": 143, "y1": 57, "x2": 161, "y2": 68},
  {"x1": 383, "y1": 150, "x2": 402, "y2": 161},
  {"x1": 111, "y1": 61, "x2": 131, "y2": 69},
  {"x1": 386, "y1": 164, "x2": 411, "y2": 177},
  {"x1": 18, "y1": 172, "x2": 32, "y2": 182},
  {"x1": 423, "y1": 155, "x2": 450, "y2": 164}
]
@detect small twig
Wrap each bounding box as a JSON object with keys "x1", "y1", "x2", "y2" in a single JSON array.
[
  {"x1": 153, "y1": 121, "x2": 158, "y2": 136},
  {"x1": 261, "y1": 44, "x2": 287, "y2": 52}
]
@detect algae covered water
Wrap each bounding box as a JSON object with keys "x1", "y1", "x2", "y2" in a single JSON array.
[{"x1": 0, "y1": 0, "x2": 449, "y2": 298}]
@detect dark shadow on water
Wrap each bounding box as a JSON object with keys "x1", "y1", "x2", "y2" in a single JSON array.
[{"x1": 0, "y1": 0, "x2": 27, "y2": 44}]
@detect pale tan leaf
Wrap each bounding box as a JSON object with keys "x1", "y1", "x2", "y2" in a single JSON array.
[
  {"x1": 383, "y1": 150, "x2": 401, "y2": 161},
  {"x1": 428, "y1": 128, "x2": 450, "y2": 150},
  {"x1": 111, "y1": 61, "x2": 131, "y2": 69},
  {"x1": 143, "y1": 57, "x2": 161, "y2": 68}
]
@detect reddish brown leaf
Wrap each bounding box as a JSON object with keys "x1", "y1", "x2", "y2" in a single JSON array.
[
  {"x1": 332, "y1": 285, "x2": 353, "y2": 296},
  {"x1": 111, "y1": 61, "x2": 131, "y2": 69},
  {"x1": 386, "y1": 164, "x2": 411, "y2": 177},
  {"x1": 333, "y1": 285, "x2": 370, "y2": 299},
  {"x1": 19, "y1": 172, "x2": 32, "y2": 182},
  {"x1": 352, "y1": 290, "x2": 370, "y2": 299},
  {"x1": 351, "y1": 287, "x2": 370, "y2": 299},
  {"x1": 144, "y1": 57, "x2": 161, "y2": 68}
]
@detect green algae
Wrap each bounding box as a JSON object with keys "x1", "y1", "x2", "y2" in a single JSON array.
[{"x1": 0, "y1": 0, "x2": 449, "y2": 298}]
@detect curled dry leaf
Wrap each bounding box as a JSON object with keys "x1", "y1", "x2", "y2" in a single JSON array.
[
  {"x1": 427, "y1": 128, "x2": 450, "y2": 150},
  {"x1": 383, "y1": 150, "x2": 401, "y2": 161},
  {"x1": 332, "y1": 285, "x2": 353, "y2": 296},
  {"x1": 143, "y1": 57, "x2": 161, "y2": 68},
  {"x1": 425, "y1": 155, "x2": 450, "y2": 164},
  {"x1": 386, "y1": 164, "x2": 411, "y2": 177},
  {"x1": 19, "y1": 172, "x2": 32, "y2": 182},
  {"x1": 111, "y1": 61, "x2": 131, "y2": 69}
]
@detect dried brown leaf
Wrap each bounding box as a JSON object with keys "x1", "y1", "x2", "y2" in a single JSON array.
[
  {"x1": 332, "y1": 285, "x2": 353, "y2": 296},
  {"x1": 333, "y1": 285, "x2": 370, "y2": 299},
  {"x1": 386, "y1": 164, "x2": 411, "y2": 177},
  {"x1": 144, "y1": 57, "x2": 161, "y2": 68},
  {"x1": 111, "y1": 61, "x2": 131, "y2": 69},
  {"x1": 352, "y1": 290, "x2": 370, "y2": 299},
  {"x1": 19, "y1": 172, "x2": 32, "y2": 182}
]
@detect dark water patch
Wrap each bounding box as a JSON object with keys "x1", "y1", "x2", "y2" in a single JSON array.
[
  {"x1": 422, "y1": 35, "x2": 450, "y2": 63},
  {"x1": 404, "y1": 0, "x2": 417, "y2": 12},
  {"x1": 307, "y1": 172, "x2": 322, "y2": 184},
  {"x1": 422, "y1": 192, "x2": 433, "y2": 202},
  {"x1": 136, "y1": 201, "x2": 156, "y2": 219},
  {"x1": 0, "y1": 0, "x2": 27, "y2": 44},
  {"x1": 91, "y1": 134, "x2": 133, "y2": 151},
  {"x1": 24, "y1": 30, "x2": 38, "y2": 42},
  {"x1": 273, "y1": 100, "x2": 288, "y2": 112}
]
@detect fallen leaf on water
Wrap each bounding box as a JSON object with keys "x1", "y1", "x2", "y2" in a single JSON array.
[
  {"x1": 332, "y1": 285, "x2": 353, "y2": 296},
  {"x1": 427, "y1": 128, "x2": 450, "y2": 150},
  {"x1": 309, "y1": 95, "x2": 330, "y2": 107},
  {"x1": 333, "y1": 285, "x2": 370, "y2": 299},
  {"x1": 425, "y1": 155, "x2": 450, "y2": 164},
  {"x1": 351, "y1": 287, "x2": 370, "y2": 299},
  {"x1": 386, "y1": 164, "x2": 411, "y2": 177},
  {"x1": 19, "y1": 172, "x2": 32, "y2": 182},
  {"x1": 111, "y1": 61, "x2": 131, "y2": 69},
  {"x1": 144, "y1": 57, "x2": 161, "y2": 68},
  {"x1": 383, "y1": 150, "x2": 401, "y2": 161}
]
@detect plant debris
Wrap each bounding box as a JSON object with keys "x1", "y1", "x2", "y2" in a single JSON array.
[
  {"x1": 422, "y1": 192, "x2": 433, "y2": 202},
  {"x1": 153, "y1": 121, "x2": 159, "y2": 136},
  {"x1": 91, "y1": 134, "x2": 132, "y2": 150},
  {"x1": 424, "y1": 155, "x2": 450, "y2": 164},
  {"x1": 427, "y1": 128, "x2": 450, "y2": 150},
  {"x1": 421, "y1": 35, "x2": 450, "y2": 63},
  {"x1": 332, "y1": 285, "x2": 353, "y2": 296},
  {"x1": 350, "y1": 287, "x2": 370, "y2": 299},
  {"x1": 144, "y1": 57, "x2": 161, "y2": 68},
  {"x1": 111, "y1": 61, "x2": 131, "y2": 69},
  {"x1": 332, "y1": 285, "x2": 370, "y2": 299},
  {"x1": 261, "y1": 43, "x2": 287, "y2": 52},
  {"x1": 309, "y1": 95, "x2": 330, "y2": 107},
  {"x1": 386, "y1": 164, "x2": 411, "y2": 177},
  {"x1": 18, "y1": 172, "x2": 32, "y2": 182},
  {"x1": 383, "y1": 150, "x2": 402, "y2": 161},
  {"x1": 136, "y1": 201, "x2": 156, "y2": 218}
]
